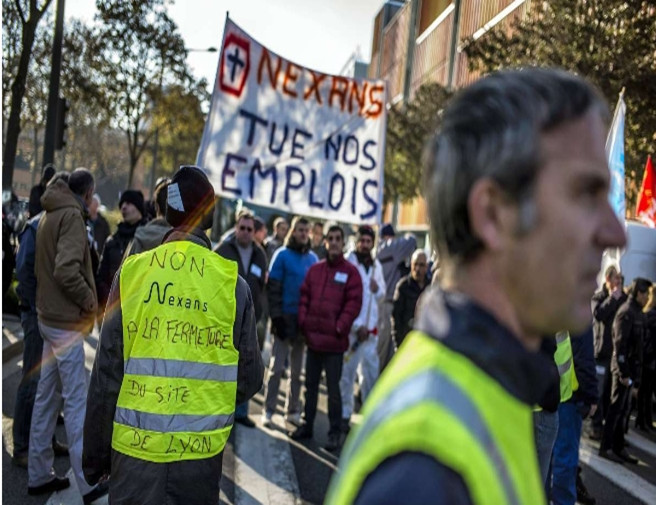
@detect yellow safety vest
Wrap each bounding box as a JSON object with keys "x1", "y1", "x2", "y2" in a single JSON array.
[
  {"x1": 326, "y1": 331, "x2": 546, "y2": 505},
  {"x1": 111, "y1": 240, "x2": 239, "y2": 463},
  {"x1": 555, "y1": 331, "x2": 579, "y2": 402}
]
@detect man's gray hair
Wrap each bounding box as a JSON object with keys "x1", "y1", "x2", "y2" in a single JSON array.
[{"x1": 423, "y1": 67, "x2": 608, "y2": 265}]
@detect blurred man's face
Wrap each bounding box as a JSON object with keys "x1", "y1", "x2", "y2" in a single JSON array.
[
  {"x1": 324, "y1": 229, "x2": 344, "y2": 258},
  {"x1": 89, "y1": 198, "x2": 99, "y2": 218},
  {"x1": 236, "y1": 217, "x2": 254, "y2": 247},
  {"x1": 501, "y1": 110, "x2": 626, "y2": 336},
  {"x1": 312, "y1": 223, "x2": 324, "y2": 246},
  {"x1": 254, "y1": 225, "x2": 268, "y2": 245},
  {"x1": 606, "y1": 271, "x2": 621, "y2": 291},
  {"x1": 120, "y1": 202, "x2": 142, "y2": 225},
  {"x1": 357, "y1": 235, "x2": 374, "y2": 256},
  {"x1": 292, "y1": 222, "x2": 310, "y2": 245},
  {"x1": 276, "y1": 221, "x2": 289, "y2": 240},
  {"x1": 411, "y1": 253, "x2": 428, "y2": 282}
]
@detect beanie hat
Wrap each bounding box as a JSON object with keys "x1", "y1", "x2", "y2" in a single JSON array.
[
  {"x1": 119, "y1": 189, "x2": 145, "y2": 217},
  {"x1": 166, "y1": 165, "x2": 215, "y2": 230},
  {"x1": 381, "y1": 223, "x2": 395, "y2": 237},
  {"x1": 358, "y1": 225, "x2": 376, "y2": 240}
]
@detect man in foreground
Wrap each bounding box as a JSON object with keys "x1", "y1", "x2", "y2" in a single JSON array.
[
  {"x1": 83, "y1": 165, "x2": 264, "y2": 504},
  {"x1": 326, "y1": 68, "x2": 626, "y2": 504}
]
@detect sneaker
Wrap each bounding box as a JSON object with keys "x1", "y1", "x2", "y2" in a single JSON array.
[
  {"x1": 290, "y1": 424, "x2": 313, "y2": 440},
  {"x1": 325, "y1": 433, "x2": 341, "y2": 452},
  {"x1": 28, "y1": 477, "x2": 70, "y2": 495},
  {"x1": 286, "y1": 412, "x2": 302, "y2": 427},
  {"x1": 83, "y1": 480, "x2": 109, "y2": 505},
  {"x1": 261, "y1": 410, "x2": 274, "y2": 428},
  {"x1": 235, "y1": 416, "x2": 256, "y2": 428}
]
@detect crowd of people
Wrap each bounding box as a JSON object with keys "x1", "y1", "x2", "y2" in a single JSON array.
[{"x1": 2, "y1": 66, "x2": 655, "y2": 505}]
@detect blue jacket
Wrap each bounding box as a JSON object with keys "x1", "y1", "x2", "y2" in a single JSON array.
[
  {"x1": 15, "y1": 214, "x2": 41, "y2": 311},
  {"x1": 268, "y1": 244, "x2": 317, "y2": 316}
]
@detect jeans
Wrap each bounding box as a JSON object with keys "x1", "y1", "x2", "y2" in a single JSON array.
[
  {"x1": 29, "y1": 323, "x2": 94, "y2": 495},
  {"x1": 264, "y1": 331, "x2": 304, "y2": 416},
  {"x1": 13, "y1": 311, "x2": 62, "y2": 456},
  {"x1": 303, "y1": 349, "x2": 343, "y2": 435},
  {"x1": 551, "y1": 402, "x2": 582, "y2": 505},
  {"x1": 533, "y1": 409, "x2": 559, "y2": 492}
]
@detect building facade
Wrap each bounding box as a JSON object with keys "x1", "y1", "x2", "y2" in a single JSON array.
[{"x1": 371, "y1": 0, "x2": 533, "y2": 233}]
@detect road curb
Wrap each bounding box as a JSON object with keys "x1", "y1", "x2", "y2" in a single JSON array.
[{"x1": 2, "y1": 340, "x2": 23, "y2": 364}]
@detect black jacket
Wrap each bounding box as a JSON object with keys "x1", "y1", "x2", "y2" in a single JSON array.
[
  {"x1": 96, "y1": 220, "x2": 141, "y2": 311},
  {"x1": 90, "y1": 213, "x2": 111, "y2": 256},
  {"x1": 391, "y1": 274, "x2": 428, "y2": 347},
  {"x1": 83, "y1": 229, "x2": 264, "y2": 505},
  {"x1": 28, "y1": 183, "x2": 45, "y2": 218},
  {"x1": 592, "y1": 286, "x2": 627, "y2": 362},
  {"x1": 611, "y1": 296, "x2": 645, "y2": 381},
  {"x1": 571, "y1": 326, "x2": 599, "y2": 407},
  {"x1": 214, "y1": 237, "x2": 267, "y2": 321}
]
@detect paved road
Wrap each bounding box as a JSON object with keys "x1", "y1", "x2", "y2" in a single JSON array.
[{"x1": 3, "y1": 313, "x2": 655, "y2": 504}]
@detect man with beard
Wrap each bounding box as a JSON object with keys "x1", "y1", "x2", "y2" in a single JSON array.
[
  {"x1": 340, "y1": 225, "x2": 386, "y2": 431},
  {"x1": 261, "y1": 216, "x2": 317, "y2": 427},
  {"x1": 95, "y1": 190, "x2": 146, "y2": 318}
]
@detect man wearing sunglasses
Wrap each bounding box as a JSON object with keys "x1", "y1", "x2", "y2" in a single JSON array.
[{"x1": 215, "y1": 209, "x2": 268, "y2": 427}]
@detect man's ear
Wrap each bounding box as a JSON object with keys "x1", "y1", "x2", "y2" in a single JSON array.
[{"x1": 467, "y1": 178, "x2": 517, "y2": 252}]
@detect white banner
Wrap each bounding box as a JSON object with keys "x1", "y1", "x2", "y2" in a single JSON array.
[{"x1": 197, "y1": 18, "x2": 387, "y2": 225}]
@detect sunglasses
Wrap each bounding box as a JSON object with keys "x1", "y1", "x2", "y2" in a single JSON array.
[{"x1": 239, "y1": 225, "x2": 254, "y2": 232}]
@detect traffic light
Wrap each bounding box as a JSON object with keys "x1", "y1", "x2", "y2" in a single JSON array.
[{"x1": 55, "y1": 97, "x2": 69, "y2": 150}]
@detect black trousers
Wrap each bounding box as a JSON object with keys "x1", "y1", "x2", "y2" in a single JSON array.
[
  {"x1": 636, "y1": 363, "x2": 655, "y2": 428},
  {"x1": 303, "y1": 349, "x2": 343, "y2": 435},
  {"x1": 592, "y1": 358, "x2": 612, "y2": 431},
  {"x1": 600, "y1": 373, "x2": 631, "y2": 452}
]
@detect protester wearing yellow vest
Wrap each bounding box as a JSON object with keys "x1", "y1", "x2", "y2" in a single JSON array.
[
  {"x1": 326, "y1": 68, "x2": 626, "y2": 504},
  {"x1": 83, "y1": 166, "x2": 264, "y2": 505},
  {"x1": 551, "y1": 328, "x2": 599, "y2": 505}
]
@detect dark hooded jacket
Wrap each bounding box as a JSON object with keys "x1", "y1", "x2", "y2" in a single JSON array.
[
  {"x1": 35, "y1": 180, "x2": 97, "y2": 333},
  {"x1": 83, "y1": 229, "x2": 264, "y2": 505}
]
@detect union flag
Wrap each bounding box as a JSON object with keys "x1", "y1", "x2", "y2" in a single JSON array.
[{"x1": 635, "y1": 155, "x2": 655, "y2": 227}]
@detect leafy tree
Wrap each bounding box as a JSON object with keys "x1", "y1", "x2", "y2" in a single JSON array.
[
  {"x1": 92, "y1": 0, "x2": 190, "y2": 187},
  {"x1": 2, "y1": 0, "x2": 54, "y2": 191},
  {"x1": 384, "y1": 82, "x2": 452, "y2": 205},
  {"x1": 463, "y1": 0, "x2": 656, "y2": 214},
  {"x1": 148, "y1": 79, "x2": 209, "y2": 180}
]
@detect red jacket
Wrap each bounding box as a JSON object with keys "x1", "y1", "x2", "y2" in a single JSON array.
[{"x1": 298, "y1": 254, "x2": 363, "y2": 353}]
